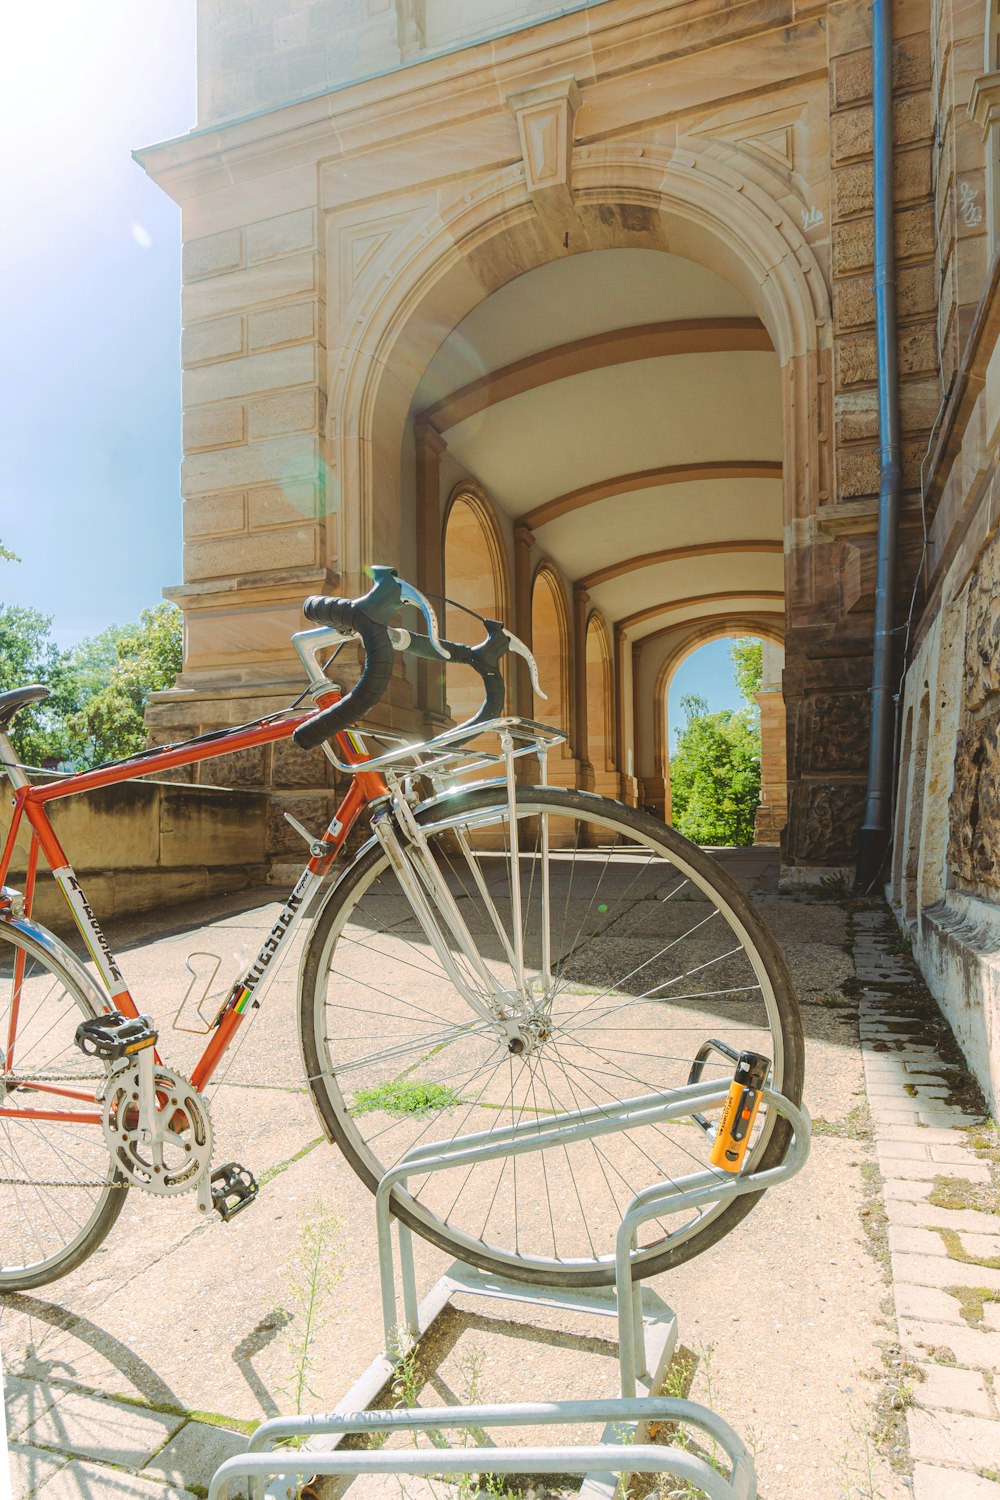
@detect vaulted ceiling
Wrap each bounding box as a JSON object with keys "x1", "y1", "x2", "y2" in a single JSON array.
[{"x1": 414, "y1": 248, "x2": 783, "y2": 645}]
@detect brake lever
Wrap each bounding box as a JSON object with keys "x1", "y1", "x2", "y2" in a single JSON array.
[
  {"x1": 396, "y1": 578, "x2": 451, "y2": 659},
  {"x1": 503, "y1": 628, "x2": 547, "y2": 698}
]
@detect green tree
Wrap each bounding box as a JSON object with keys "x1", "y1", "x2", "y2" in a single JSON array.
[
  {"x1": 670, "y1": 692, "x2": 761, "y2": 846},
  {"x1": 0, "y1": 606, "x2": 67, "y2": 764},
  {"x1": 730, "y1": 637, "x2": 763, "y2": 712},
  {"x1": 64, "y1": 604, "x2": 182, "y2": 765}
]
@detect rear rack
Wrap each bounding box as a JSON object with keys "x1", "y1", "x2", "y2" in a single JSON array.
[{"x1": 322, "y1": 714, "x2": 567, "y2": 786}]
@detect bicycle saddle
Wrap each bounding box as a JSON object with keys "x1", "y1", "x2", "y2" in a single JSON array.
[{"x1": 0, "y1": 684, "x2": 49, "y2": 732}]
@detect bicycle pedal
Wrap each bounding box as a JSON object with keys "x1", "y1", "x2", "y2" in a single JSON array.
[
  {"x1": 210, "y1": 1162, "x2": 258, "y2": 1221},
  {"x1": 75, "y1": 1011, "x2": 158, "y2": 1060}
]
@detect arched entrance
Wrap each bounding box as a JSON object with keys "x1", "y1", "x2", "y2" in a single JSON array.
[{"x1": 326, "y1": 143, "x2": 828, "y2": 854}]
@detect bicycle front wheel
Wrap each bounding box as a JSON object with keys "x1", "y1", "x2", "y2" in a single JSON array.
[
  {"x1": 0, "y1": 921, "x2": 126, "y2": 1290},
  {"x1": 300, "y1": 785, "x2": 803, "y2": 1286}
]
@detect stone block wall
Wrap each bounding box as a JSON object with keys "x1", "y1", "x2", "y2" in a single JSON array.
[{"x1": 1, "y1": 780, "x2": 269, "y2": 931}]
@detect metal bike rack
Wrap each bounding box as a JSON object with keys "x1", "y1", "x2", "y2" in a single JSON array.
[
  {"x1": 217, "y1": 1397, "x2": 756, "y2": 1500},
  {"x1": 220, "y1": 1079, "x2": 809, "y2": 1500}
]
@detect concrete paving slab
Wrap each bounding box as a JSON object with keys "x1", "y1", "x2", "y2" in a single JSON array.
[
  {"x1": 913, "y1": 1361, "x2": 994, "y2": 1416},
  {"x1": 141, "y1": 1421, "x2": 249, "y2": 1493},
  {"x1": 913, "y1": 1462, "x2": 1000, "y2": 1498},
  {"x1": 6, "y1": 1443, "x2": 67, "y2": 1500},
  {"x1": 19, "y1": 1389, "x2": 184, "y2": 1468},
  {"x1": 31, "y1": 1459, "x2": 196, "y2": 1500}
]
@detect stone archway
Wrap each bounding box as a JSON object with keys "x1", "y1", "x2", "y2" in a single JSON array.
[
  {"x1": 329, "y1": 140, "x2": 831, "y2": 592},
  {"x1": 649, "y1": 617, "x2": 786, "y2": 828},
  {"x1": 327, "y1": 139, "x2": 830, "y2": 859}
]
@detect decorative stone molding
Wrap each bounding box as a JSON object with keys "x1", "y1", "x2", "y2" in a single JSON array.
[
  {"x1": 506, "y1": 76, "x2": 580, "y2": 212},
  {"x1": 971, "y1": 72, "x2": 1000, "y2": 258}
]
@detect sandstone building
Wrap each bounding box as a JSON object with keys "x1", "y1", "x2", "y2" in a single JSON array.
[{"x1": 137, "y1": 2, "x2": 1000, "y2": 1107}]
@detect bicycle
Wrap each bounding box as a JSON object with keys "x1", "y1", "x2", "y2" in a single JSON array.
[{"x1": 0, "y1": 567, "x2": 803, "y2": 1293}]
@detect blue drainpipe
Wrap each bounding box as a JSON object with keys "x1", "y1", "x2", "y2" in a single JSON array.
[{"x1": 855, "y1": 0, "x2": 902, "y2": 891}]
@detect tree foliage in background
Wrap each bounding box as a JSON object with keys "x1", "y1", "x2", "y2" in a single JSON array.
[
  {"x1": 0, "y1": 602, "x2": 181, "y2": 768},
  {"x1": 670, "y1": 678, "x2": 763, "y2": 848},
  {"x1": 729, "y1": 637, "x2": 763, "y2": 710}
]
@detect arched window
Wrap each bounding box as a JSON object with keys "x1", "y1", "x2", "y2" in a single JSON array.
[
  {"x1": 585, "y1": 613, "x2": 614, "y2": 774},
  {"x1": 530, "y1": 567, "x2": 570, "y2": 736},
  {"x1": 442, "y1": 486, "x2": 509, "y2": 725}
]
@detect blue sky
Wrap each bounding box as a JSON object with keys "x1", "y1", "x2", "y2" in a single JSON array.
[
  {"x1": 0, "y1": 3, "x2": 196, "y2": 647},
  {"x1": 667, "y1": 637, "x2": 746, "y2": 745}
]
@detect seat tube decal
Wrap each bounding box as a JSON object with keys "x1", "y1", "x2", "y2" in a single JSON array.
[{"x1": 52, "y1": 866, "x2": 130, "y2": 1005}]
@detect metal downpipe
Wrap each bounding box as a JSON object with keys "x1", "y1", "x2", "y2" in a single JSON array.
[{"x1": 856, "y1": 0, "x2": 902, "y2": 891}]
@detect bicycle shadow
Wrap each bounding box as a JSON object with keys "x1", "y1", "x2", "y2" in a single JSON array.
[{"x1": 0, "y1": 1289, "x2": 290, "y2": 1445}]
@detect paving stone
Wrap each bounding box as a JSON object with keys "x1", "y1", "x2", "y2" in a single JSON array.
[
  {"x1": 141, "y1": 1421, "x2": 248, "y2": 1491},
  {"x1": 913, "y1": 1462, "x2": 1000, "y2": 1499},
  {"x1": 884, "y1": 1177, "x2": 934, "y2": 1201},
  {"x1": 892, "y1": 1252, "x2": 1000, "y2": 1291},
  {"x1": 899, "y1": 1316, "x2": 1000, "y2": 1368},
  {"x1": 20, "y1": 1391, "x2": 184, "y2": 1468},
  {"x1": 870, "y1": 1106, "x2": 922, "y2": 1125},
  {"x1": 877, "y1": 1140, "x2": 932, "y2": 1161},
  {"x1": 881, "y1": 1159, "x2": 972, "y2": 1182},
  {"x1": 885, "y1": 1197, "x2": 1000, "y2": 1234},
  {"x1": 919, "y1": 1110, "x2": 990, "y2": 1128},
  {"x1": 913, "y1": 1362, "x2": 994, "y2": 1416},
  {"x1": 31, "y1": 1460, "x2": 196, "y2": 1500},
  {"x1": 929, "y1": 1144, "x2": 985, "y2": 1165},
  {"x1": 3, "y1": 1378, "x2": 61, "y2": 1441},
  {"x1": 880, "y1": 1125, "x2": 965, "y2": 1146},
  {"x1": 6, "y1": 1444, "x2": 66, "y2": 1500},
  {"x1": 907, "y1": 1406, "x2": 1000, "y2": 1468},
  {"x1": 895, "y1": 1283, "x2": 967, "y2": 1323},
  {"x1": 889, "y1": 1225, "x2": 948, "y2": 1256},
  {"x1": 962, "y1": 1231, "x2": 1000, "y2": 1260}
]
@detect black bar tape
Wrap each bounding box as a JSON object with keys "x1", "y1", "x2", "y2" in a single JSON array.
[
  {"x1": 293, "y1": 570, "x2": 407, "y2": 751},
  {"x1": 293, "y1": 609, "x2": 395, "y2": 751},
  {"x1": 404, "y1": 620, "x2": 509, "y2": 728}
]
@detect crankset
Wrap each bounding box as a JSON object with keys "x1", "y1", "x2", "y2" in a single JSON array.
[{"x1": 101, "y1": 1057, "x2": 213, "y2": 1196}]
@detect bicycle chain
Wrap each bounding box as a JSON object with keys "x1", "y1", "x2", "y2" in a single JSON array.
[{"x1": 0, "y1": 1176, "x2": 123, "y2": 1188}]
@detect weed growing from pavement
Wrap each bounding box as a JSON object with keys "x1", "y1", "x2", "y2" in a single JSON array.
[
  {"x1": 945, "y1": 1284, "x2": 1000, "y2": 1327},
  {"x1": 277, "y1": 1204, "x2": 344, "y2": 1415},
  {"x1": 928, "y1": 1174, "x2": 1000, "y2": 1216},
  {"x1": 810, "y1": 1103, "x2": 873, "y2": 1141},
  {"x1": 933, "y1": 1224, "x2": 1000, "y2": 1269},
  {"x1": 353, "y1": 1079, "x2": 462, "y2": 1116}
]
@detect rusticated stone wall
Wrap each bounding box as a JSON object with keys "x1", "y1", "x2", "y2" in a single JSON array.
[{"x1": 948, "y1": 538, "x2": 1000, "y2": 892}]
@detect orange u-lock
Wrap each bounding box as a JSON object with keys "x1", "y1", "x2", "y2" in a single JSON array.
[{"x1": 709, "y1": 1050, "x2": 771, "y2": 1173}]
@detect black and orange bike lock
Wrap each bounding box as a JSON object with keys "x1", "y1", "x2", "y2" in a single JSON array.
[{"x1": 709, "y1": 1050, "x2": 771, "y2": 1172}]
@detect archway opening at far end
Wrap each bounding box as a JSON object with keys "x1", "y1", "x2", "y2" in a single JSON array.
[{"x1": 664, "y1": 634, "x2": 786, "y2": 847}]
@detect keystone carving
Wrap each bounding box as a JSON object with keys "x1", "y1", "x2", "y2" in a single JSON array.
[{"x1": 507, "y1": 76, "x2": 580, "y2": 210}]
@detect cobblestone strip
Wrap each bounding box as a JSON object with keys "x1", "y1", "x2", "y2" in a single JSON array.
[{"x1": 854, "y1": 910, "x2": 1000, "y2": 1500}]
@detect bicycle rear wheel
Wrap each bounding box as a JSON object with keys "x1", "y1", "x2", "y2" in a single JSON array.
[
  {"x1": 299, "y1": 785, "x2": 803, "y2": 1286},
  {"x1": 0, "y1": 921, "x2": 126, "y2": 1290}
]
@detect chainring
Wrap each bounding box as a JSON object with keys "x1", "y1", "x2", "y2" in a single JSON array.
[{"x1": 101, "y1": 1059, "x2": 212, "y2": 1196}]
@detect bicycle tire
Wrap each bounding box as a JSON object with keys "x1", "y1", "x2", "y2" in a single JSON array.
[
  {"x1": 0, "y1": 920, "x2": 127, "y2": 1291},
  {"x1": 299, "y1": 785, "x2": 803, "y2": 1287}
]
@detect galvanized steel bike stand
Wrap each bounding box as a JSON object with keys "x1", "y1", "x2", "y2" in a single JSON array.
[{"x1": 251, "y1": 1081, "x2": 809, "y2": 1500}]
